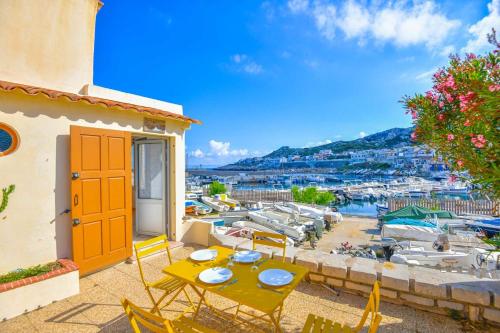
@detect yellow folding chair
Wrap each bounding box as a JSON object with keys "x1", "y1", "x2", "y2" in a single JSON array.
[
  {"x1": 301, "y1": 281, "x2": 382, "y2": 333},
  {"x1": 134, "y1": 234, "x2": 194, "y2": 316},
  {"x1": 121, "y1": 298, "x2": 218, "y2": 333},
  {"x1": 252, "y1": 231, "x2": 287, "y2": 262}
]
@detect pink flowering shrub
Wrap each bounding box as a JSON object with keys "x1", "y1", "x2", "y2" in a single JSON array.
[{"x1": 402, "y1": 30, "x2": 499, "y2": 197}]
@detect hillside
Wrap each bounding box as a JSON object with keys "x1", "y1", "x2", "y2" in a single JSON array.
[
  {"x1": 263, "y1": 127, "x2": 413, "y2": 158},
  {"x1": 219, "y1": 127, "x2": 414, "y2": 170}
]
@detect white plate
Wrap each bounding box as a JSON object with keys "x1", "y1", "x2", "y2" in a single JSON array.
[
  {"x1": 199, "y1": 267, "x2": 233, "y2": 284},
  {"x1": 190, "y1": 249, "x2": 217, "y2": 261},
  {"x1": 258, "y1": 269, "x2": 293, "y2": 287},
  {"x1": 233, "y1": 250, "x2": 262, "y2": 263}
]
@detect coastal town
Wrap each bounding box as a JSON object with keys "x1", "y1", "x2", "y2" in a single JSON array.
[
  {"x1": 215, "y1": 127, "x2": 450, "y2": 178},
  {"x1": 0, "y1": 1, "x2": 498, "y2": 333}
]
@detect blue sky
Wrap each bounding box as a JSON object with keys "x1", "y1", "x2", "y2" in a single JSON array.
[{"x1": 93, "y1": 0, "x2": 499, "y2": 166}]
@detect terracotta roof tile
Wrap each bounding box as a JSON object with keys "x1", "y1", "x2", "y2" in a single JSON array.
[{"x1": 0, "y1": 80, "x2": 201, "y2": 125}]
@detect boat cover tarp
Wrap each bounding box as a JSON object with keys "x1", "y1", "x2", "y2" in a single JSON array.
[
  {"x1": 382, "y1": 224, "x2": 442, "y2": 241},
  {"x1": 385, "y1": 218, "x2": 437, "y2": 228},
  {"x1": 383, "y1": 205, "x2": 456, "y2": 221},
  {"x1": 479, "y1": 218, "x2": 500, "y2": 226}
]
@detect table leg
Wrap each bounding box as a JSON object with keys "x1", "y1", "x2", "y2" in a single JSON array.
[
  {"x1": 269, "y1": 313, "x2": 283, "y2": 333},
  {"x1": 193, "y1": 288, "x2": 208, "y2": 319},
  {"x1": 268, "y1": 303, "x2": 284, "y2": 333}
]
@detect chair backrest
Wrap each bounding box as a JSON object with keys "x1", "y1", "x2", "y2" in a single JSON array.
[
  {"x1": 134, "y1": 234, "x2": 171, "y2": 286},
  {"x1": 252, "y1": 231, "x2": 287, "y2": 262},
  {"x1": 121, "y1": 298, "x2": 174, "y2": 333},
  {"x1": 353, "y1": 281, "x2": 381, "y2": 333}
]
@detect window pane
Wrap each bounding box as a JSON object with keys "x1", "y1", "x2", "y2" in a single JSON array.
[
  {"x1": 138, "y1": 143, "x2": 163, "y2": 200},
  {"x1": 0, "y1": 129, "x2": 12, "y2": 152}
]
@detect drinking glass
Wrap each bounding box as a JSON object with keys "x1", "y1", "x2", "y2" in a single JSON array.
[{"x1": 227, "y1": 255, "x2": 234, "y2": 268}]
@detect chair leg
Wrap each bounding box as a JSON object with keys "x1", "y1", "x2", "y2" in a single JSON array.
[
  {"x1": 163, "y1": 287, "x2": 184, "y2": 307},
  {"x1": 145, "y1": 288, "x2": 162, "y2": 316}
]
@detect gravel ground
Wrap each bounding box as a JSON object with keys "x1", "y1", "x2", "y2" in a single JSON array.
[{"x1": 311, "y1": 215, "x2": 381, "y2": 253}]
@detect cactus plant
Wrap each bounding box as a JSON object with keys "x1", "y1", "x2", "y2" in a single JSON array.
[{"x1": 0, "y1": 185, "x2": 15, "y2": 214}]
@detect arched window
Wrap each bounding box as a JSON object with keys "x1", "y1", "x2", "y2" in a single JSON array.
[{"x1": 0, "y1": 123, "x2": 19, "y2": 157}]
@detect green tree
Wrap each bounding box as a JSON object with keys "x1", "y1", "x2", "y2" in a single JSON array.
[
  {"x1": 208, "y1": 181, "x2": 227, "y2": 196},
  {"x1": 314, "y1": 191, "x2": 335, "y2": 205},
  {"x1": 291, "y1": 186, "x2": 335, "y2": 206},
  {"x1": 291, "y1": 186, "x2": 302, "y2": 202},
  {"x1": 402, "y1": 30, "x2": 500, "y2": 197}
]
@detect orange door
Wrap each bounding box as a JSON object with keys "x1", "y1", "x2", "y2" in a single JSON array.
[{"x1": 70, "y1": 125, "x2": 132, "y2": 275}]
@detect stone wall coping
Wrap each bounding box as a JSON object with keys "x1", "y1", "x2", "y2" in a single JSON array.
[
  {"x1": 207, "y1": 233, "x2": 500, "y2": 325},
  {"x1": 0, "y1": 259, "x2": 78, "y2": 293}
]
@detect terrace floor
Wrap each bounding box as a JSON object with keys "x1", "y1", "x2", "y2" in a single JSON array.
[{"x1": 0, "y1": 245, "x2": 495, "y2": 333}]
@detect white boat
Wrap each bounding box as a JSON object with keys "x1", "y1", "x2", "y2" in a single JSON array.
[
  {"x1": 441, "y1": 183, "x2": 469, "y2": 195},
  {"x1": 248, "y1": 211, "x2": 306, "y2": 242},
  {"x1": 201, "y1": 196, "x2": 230, "y2": 212},
  {"x1": 231, "y1": 220, "x2": 295, "y2": 247},
  {"x1": 273, "y1": 204, "x2": 296, "y2": 215},
  {"x1": 389, "y1": 243, "x2": 469, "y2": 267},
  {"x1": 385, "y1": 239, "x2": 499, "y2": 273},
  {"x1": 382, "y1": 220, "x2": 442, "y2": 242},
  {"x1": 407, "y1": 188, "x2": 428, "y2": 198},
  {"x1": 351, "y1": 192, "x2": 369, "y2": 201},
  {"x1": 285, "y1": 202, "x2": 324, "y2": 219}
]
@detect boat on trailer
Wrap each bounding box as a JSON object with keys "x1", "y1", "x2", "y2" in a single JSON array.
[
  {"x1": 201, "y1": 196, "x2": 230, "y2": 212},
  {"x1": 382, "y1": 218, "x2": 443, "y2": 242},
  {"x1": 248, "y1": 211, "x2": 306, "y2": 243}
]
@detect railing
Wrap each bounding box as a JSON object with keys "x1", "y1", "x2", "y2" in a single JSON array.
[
  {"x1": 387, "y1": 198, "x2": 499, "y2": 216},
  {"x1": 229, "y1": 189, "x2": 294, "y2": 203}
]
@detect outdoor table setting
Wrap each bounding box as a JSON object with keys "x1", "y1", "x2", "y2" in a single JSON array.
[{"x1": 162, "y1": 245, "x2": 309, "y2": 332}]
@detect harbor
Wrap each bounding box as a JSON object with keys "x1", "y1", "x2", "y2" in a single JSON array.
[{"x1": 185, "y1": 176, "x2": 500, "y2": 279}]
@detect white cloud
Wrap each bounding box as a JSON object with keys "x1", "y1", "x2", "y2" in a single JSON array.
[
  {"x1": 209, "y1": 140, "x2": 230, "y2": 156},
  {"x1": 439, "y1": 45, "x2": 456, "y2": 57},
  {"x1": 288, "y1": 0, "x2": 460, "y2": 50},
  {"x1": 231, "y1": 54, "x2": 246, "y2": 64},
  {"x1": 312, "y1": 2, "x2": 337, "y2": 40},
  {"x1": 359, "y1": 131, "x2": 367, "y2": 138},
  {"x1": 230, "y1": 149, "x2": 249, "y2": 157},
  {"x1": 243, "y1": 62, "x2": 263, "y2": 74},
  {"x1": 230, "y1": 54, "x2": 263, "y2": 74},
  {"x1": 337, "y1": 0, "x2": 371, "y2": 39},
  {"x1": 208, "y1": 140, "x2": 249, "y2": 157},
  {"x1": 303, "y1": 139, "x2": 332, "y2": 148},
  {"x1": 288, "y1": 0, "x2": 309, "y2": 13},
  {"x1": 190, "y1": 149, "x2": 205, "y2": 158},
  {"x1": 462, "y1": 0, "x2": 500, "y2": 53},
  {"x1": 371, "y1": 2, "x2": 460, "y2": 48},
  {"x1": 415, "y1": 68, "x2": 437, "y2": 81},
  {"x1": 304, "y1": 59, "x2": 319, "y2": 68}
]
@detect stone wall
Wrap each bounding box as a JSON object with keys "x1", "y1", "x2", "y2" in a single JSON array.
[{"x1": 209, "y1": 233, "x2": 500, "y2": 326}]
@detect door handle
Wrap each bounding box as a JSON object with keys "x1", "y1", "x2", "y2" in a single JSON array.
[
  {"x1": 72, "y1": 218, "x2": 80, "y2": 226},
  {"x1": 74, "y1": 194, "x2": 79, "y2": 206}
]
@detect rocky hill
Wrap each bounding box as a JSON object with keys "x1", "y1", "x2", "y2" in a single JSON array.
[{"x1": 219, "y1": 127, "x2": 414, "y2": 170}]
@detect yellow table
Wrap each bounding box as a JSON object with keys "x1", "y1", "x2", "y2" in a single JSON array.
[{"x1": 163, "y1": 246, "x2": 308, "y2": 332}]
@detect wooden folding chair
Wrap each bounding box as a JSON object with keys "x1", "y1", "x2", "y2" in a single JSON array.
[
  {"x1": 252, "y1": 231, "x2": 287, "y2": 262},
  {"x1": 301, "y1": 281, "x2": 382, "y2": 333},
  {"x1": 121, "y1": 298, "x2": 218, "y2": 333},
  {"x1": 134, "y1": 235, "x2": 194, "y2": 316}
]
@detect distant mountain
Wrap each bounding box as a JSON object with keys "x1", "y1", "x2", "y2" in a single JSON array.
[{"x1": 219, "y1": 127, "x2": 414, "y2": 170}]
